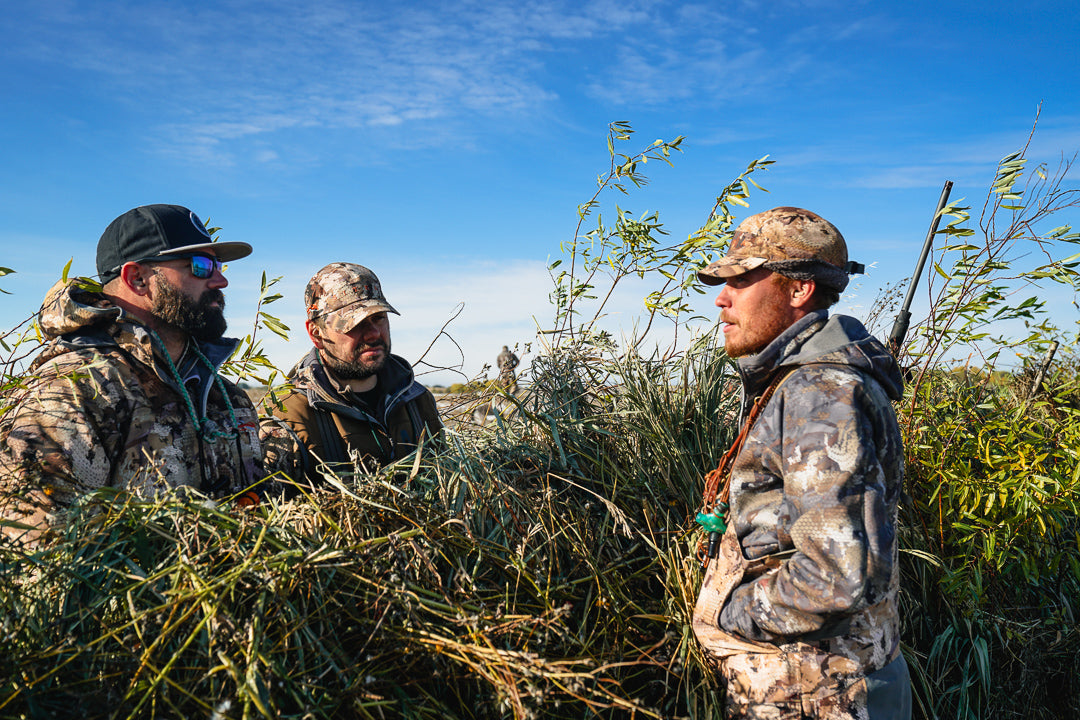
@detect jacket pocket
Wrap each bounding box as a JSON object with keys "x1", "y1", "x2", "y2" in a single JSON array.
[
  {"x1": 692, "y1": 525, "x2": 780, "y2": 662},
  {"x1": 720, "y1": 643, "x2": 869, "y2": 719}
]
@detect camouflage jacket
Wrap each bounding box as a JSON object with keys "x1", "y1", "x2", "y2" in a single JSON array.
[
  {"x1": 0, "y1": 279, "x2": 263, "y2": 546},
  {"x1": 260, "y1": 348, "x2": 442, "y2": 488},
  {"x1": 711, "y1": 311, "x2": 907, "y2": 717}
]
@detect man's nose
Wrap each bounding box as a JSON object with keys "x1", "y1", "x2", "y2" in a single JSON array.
[
  {"x1": 208, "y1": 268, "x2": 228, "y2": 289},
  {"x1": 359, "y1": 321, "x2": 381, "y2": 340}
]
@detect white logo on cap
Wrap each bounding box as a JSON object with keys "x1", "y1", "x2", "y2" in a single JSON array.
[{"x1": 189, "y1": 211, "x2": 212, "y2": 240}]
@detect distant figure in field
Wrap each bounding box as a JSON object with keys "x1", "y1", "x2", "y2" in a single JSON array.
[
  {"x1": 496, "y1": 345, "x2": 520, "y2": 392},
  {"x1": 0, "y1": 204, "x2": 263, "y2": 547},
  {"x1": 260, "y1": 263, "x2": 442, "y2": 491}
]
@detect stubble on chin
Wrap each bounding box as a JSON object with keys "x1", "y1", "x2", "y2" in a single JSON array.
[
  {"x1": 321, "y1": 343, "x2": 388, "y2": 380},
  {"x1": 723, "y1": 330, "x2": 755, "y2": 358},
  {"x1": 721, "y1": 313, "x2": 788, "y2": 359}
]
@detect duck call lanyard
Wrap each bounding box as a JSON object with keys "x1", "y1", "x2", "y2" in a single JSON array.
[
  {"x1": 696, "y1": 367, "x2": 796, "y2": 571},
  {"x1": 149, "y1": 330, "x2": 248, "y2": 493}
]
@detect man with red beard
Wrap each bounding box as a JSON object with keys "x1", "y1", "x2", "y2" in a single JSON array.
[
  {"x1": 691, "y1": 207, "x2": 910, "y2": 719},
  {"x1": 0, "y1": 204, "x2": 263, "y2": 547},
  {"x1": 260, "y1": 263, "x2": 441, "y2": 491}
]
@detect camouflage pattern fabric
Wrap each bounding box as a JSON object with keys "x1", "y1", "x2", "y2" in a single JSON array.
[
  {"x1": 496, "y1": 347, "x2": 519, "y2": 390},
  {"x1": 304, "y1": 262, "x2": 398, "y2": 334},
  {"x1": 698, "y1": 207, "x2": 854, "y2": 293},
  {"x1": 0, "y1": 280, "x2": 263, "y2": 547},
  {"x1": 693, "y1": 310, "x2": 908, "y2": 719}
]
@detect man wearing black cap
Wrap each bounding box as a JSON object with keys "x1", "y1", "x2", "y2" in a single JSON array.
[
  {"x1": 0, "y1": 204, "x2": 263, "y2": 547},
  {"x1": 260, "y1": 262, "x2": 441, "y2": 490},
  {"x1": 689, "y1": 208, "x2": 910, "y2": 718}
]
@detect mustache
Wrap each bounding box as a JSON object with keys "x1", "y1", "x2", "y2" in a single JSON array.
[
  {"x1": 199, "y1": 289, "x2": 225, "y2": 310},
  {"x1": 720, "y1": 312, "x2": 736, "y2": 325}
]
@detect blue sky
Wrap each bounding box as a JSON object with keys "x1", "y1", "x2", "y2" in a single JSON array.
[{"x1": 2, "y1": 0, "x2": 1078, "y2": 385}]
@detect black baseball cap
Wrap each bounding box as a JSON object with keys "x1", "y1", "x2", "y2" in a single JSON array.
[{"x1": 96, "y1": 204, "x2": 253, "y2": 283}]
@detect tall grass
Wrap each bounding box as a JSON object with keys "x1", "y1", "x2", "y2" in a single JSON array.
[{"x1": 892, "y1": 117, "x2": 1080, "y2": 720}]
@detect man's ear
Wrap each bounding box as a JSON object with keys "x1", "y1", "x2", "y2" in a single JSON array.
[
  {"x1": 789, "y1": 278, "x2": 817, "y2": 309},
  {"x1": 305, "y1": 319, "x2": 324, "y2": 349},
  {"x1": 119, "y1": 262, "x2": 153, "y2": 297}
]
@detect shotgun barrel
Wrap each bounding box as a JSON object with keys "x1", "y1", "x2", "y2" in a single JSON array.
[{"x1": 888, "y1": 180, "x2": 953, "y2": 356}]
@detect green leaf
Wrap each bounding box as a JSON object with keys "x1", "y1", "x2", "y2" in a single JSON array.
[{"x1": 259, "y1": 312, "x2": 291, "y2": 340}]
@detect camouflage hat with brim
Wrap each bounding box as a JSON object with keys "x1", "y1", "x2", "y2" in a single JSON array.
[
  {"x1": 305, "y1": 262, "x2": 399, "y2": 334},
  {"x1": 698, "y1": 206, "x2": 859, "y2": 291}
]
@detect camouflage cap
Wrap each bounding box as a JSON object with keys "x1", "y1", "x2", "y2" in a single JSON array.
[
  {"x1": 698, "y1": 207, "x2": 860, "y2": 291},
  {"x1": 305, "y1": 262, "x2": 399, "y2": 334}
]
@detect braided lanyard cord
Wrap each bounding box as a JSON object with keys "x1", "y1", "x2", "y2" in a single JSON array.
[
  {"x1": 148, "y1": 331, "x2": 259, "y2": 504},
  {"x1": 150, "y1": 330, "x2": 239, "y2": 441},
  {"x1": 696, "y1": 367, "x2": 796, "y2": 570},
  {"x1": 188, "y1": 343, "x2": 240, "y2": 436}
]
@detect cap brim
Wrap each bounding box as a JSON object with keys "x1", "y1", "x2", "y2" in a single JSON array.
[
  {"x1": 322, "y1": 301, "x2": 400, "y2": 334},
  {"x1": 153, "y1": 241, "x2": 253, "y2": 262},
  {"x1": 697, "y1": 256, "x2": 769, "y2": 285}
]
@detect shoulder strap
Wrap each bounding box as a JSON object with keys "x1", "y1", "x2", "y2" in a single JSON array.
[
  {"x1": 313, "y1": 406, "x2": 349, "y2": 467},
  {"x1": 700, "y1": 367, "x2": 799, "y2": 515}
]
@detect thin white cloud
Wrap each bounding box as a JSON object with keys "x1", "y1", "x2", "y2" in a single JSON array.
[
  {"x1": 744, "y1": 109, "x2": 1080, "y2": 193},
  {"x1": 9, "y1": 0, "x2": 659, "y2": 164},
  {"x1": 583, "y1": 39, "x2": 775, "y2": 107},
  {"x1": 10, "y1": 0, "x2": 875, "y2": 164},
  {"x1": 851, "y1": 125, "x2": 1080, "y2": 191}
]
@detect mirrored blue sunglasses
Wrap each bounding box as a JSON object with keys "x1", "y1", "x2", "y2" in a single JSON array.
[{"x1": 139, "y1": 253, "x2": 224, "y2": 279}]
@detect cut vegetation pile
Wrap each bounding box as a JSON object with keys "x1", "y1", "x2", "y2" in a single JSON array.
[{"x1": 1, "y1": 338, "x2": 739, "y2": 719}]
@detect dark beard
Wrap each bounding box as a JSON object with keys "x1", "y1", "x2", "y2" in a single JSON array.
[
  {"x1": 151, "y1": 278, "x2": 228, "y2": 343},
  {"x1": 320, "y1": 341, "x2": 389, "y2": 380}
]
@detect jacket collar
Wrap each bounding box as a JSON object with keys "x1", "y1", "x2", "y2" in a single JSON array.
[
  {"x1": 736, "y1": 310, "x2": 903, "y2": 401},
  {"x1": 293, "y1": 346, "x2": 425, "y2": 416},
  {"x1": 736, "y1": 310, "x2": 830, "y2": 396}
]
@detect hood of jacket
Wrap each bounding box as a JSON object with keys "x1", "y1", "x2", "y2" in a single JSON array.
[
  {"x1": 32, "y1": 277, "x2": 239, "y2": 375},
  {"x1": 290, "y1": 346, "x2": 428, "y2": 424},
  {"x1": 737, "y1": 310, "x2": 904, "y2": 403}
]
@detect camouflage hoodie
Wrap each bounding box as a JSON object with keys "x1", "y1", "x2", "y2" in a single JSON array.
[
  {"x1": 260, "y1": 347, "x2": 442, "y2": 487},
  {"x1": 0, "y1": 279, "x2": 262, "y2": 545},
  {"x1": 708, "y1": 310, "x2": 907, "y2": 717}
]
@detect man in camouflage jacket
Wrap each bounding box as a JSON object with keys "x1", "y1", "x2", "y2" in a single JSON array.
[
  {"x1": 692, "y1": 207, "x2": 911, "y2": 719},
  {"x1": 260, "y1": 263, "x2": 441, "y2": 491},
  {"x1": 496, "y1": 345, "x2": 520, "y2": 391},
  {"x1": 0, "y1": 205, "x2": 263, "y2": 547}
]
